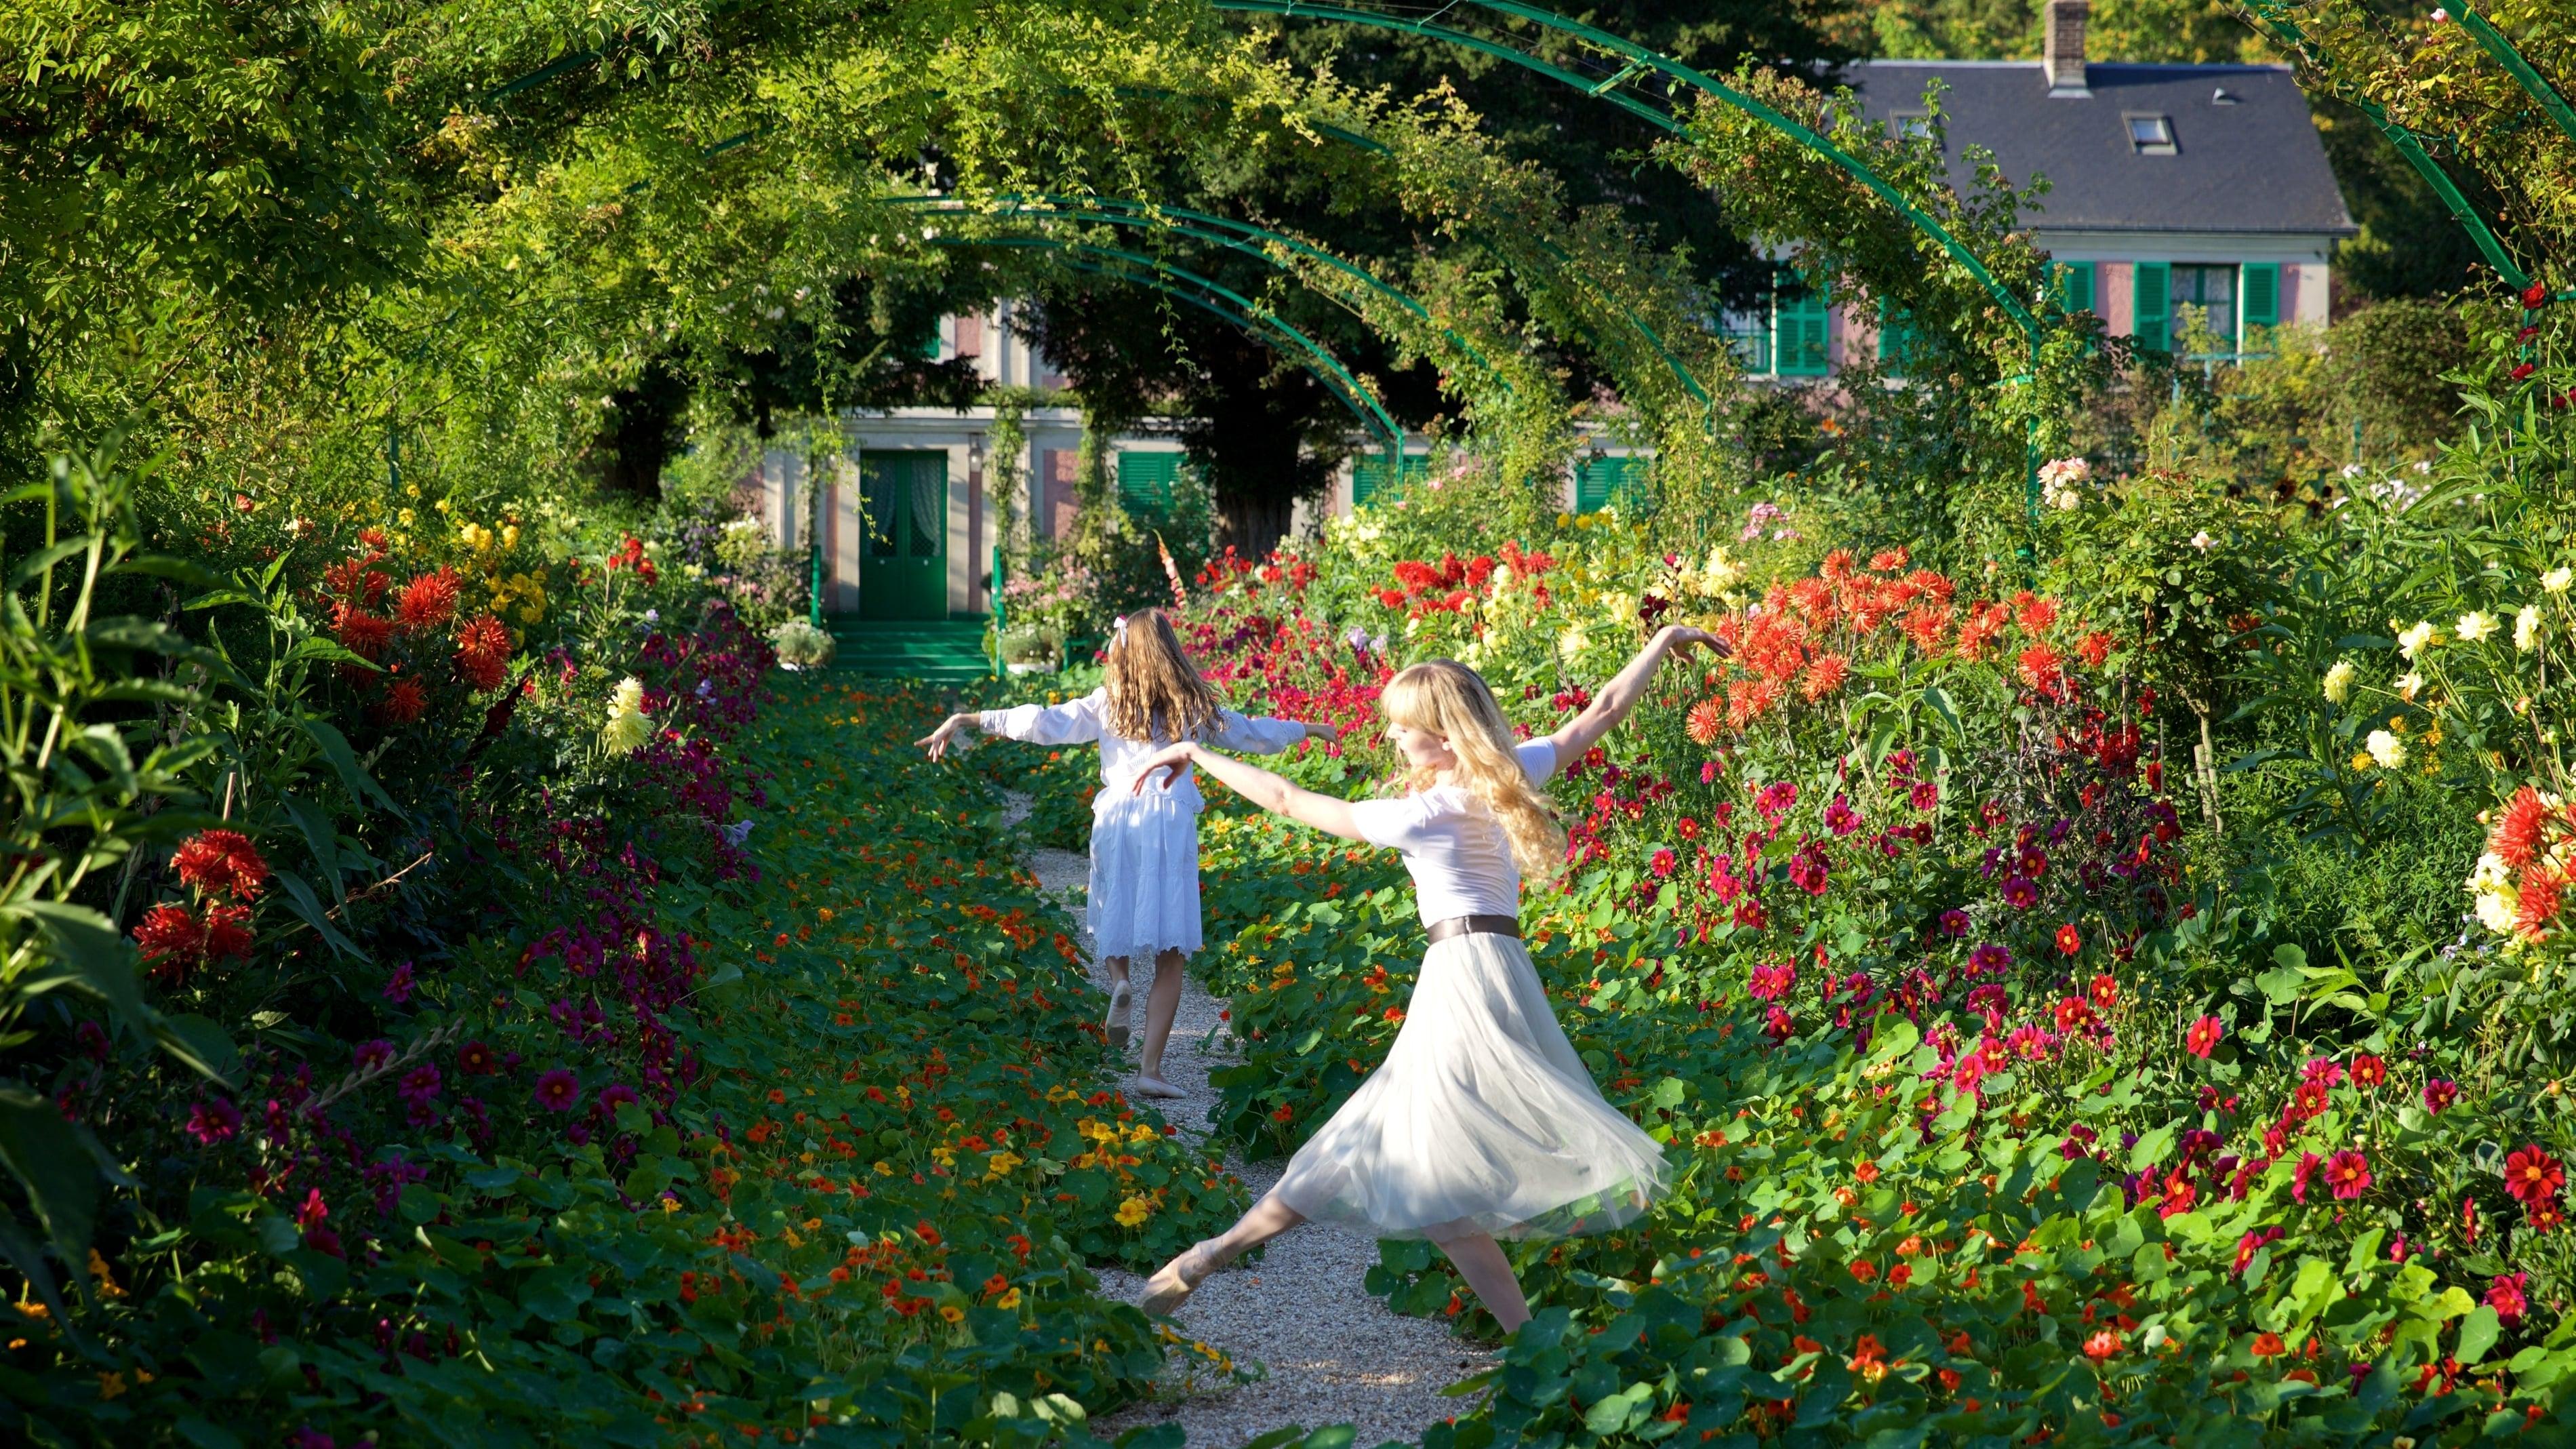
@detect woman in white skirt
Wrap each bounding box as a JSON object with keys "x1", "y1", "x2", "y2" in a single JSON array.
[
  {"x1": 918, "y1": 609, "x2": 1335, "y2": 1096},
  {"x1": 1127, "y1": 625, "x2": 1720, "y2": 1328}
]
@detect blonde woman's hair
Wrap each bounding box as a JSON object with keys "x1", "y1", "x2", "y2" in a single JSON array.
[
  {"x1": 1102, "y1": 608, "x2": 1226, "y2": 744},
  {"x1": 1381, "y1": 660, "x2": 1564, "y2": 878}
]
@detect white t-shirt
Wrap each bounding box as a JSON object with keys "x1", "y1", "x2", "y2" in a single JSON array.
[{"x1": 1349, "y1": 740, "x2": 1558, "y2": 926}]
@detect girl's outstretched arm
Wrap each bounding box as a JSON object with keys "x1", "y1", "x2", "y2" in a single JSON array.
[
  {"x1": 917, "y1": 691, "x2": 1106, "y2": 760},
  {"x1": 1132, "y1": 742, "x2": 1365, "y2": 842},
  {"x1": 1545, "y1": 625, "x2": 1725, "y2": 763}
]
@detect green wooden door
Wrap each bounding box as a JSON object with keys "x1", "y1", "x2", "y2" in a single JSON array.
[{"x1": 859, "y1": 451, "x2": 948, "y2": 620}]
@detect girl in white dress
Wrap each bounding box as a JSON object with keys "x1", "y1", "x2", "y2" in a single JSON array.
[
  {"x1": 917, "y1": 609, "x2": 1336, "y2": 1096},
  {"x1": 1125, "y1": 625, "x2": 1719, "y2": 1328}
]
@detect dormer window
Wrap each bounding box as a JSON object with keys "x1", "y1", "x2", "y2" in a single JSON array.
[
  {"x1": 2127, "y1": 114, "x2": 2177, "y2": 155},
  {"x1": 2212, "y1": 87, "x2": 2241, "y2": 105},
  {"x1": 1891, "y1": 111, "x2": 1934, "y2": 140}
]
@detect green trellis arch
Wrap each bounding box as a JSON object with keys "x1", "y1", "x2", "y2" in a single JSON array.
[
  {"x1": 937, "y1": 233, "x2": 1406, "y2": 451},
  {"x1": 1213, "y1": 0, "x2": 2055, "y2": 527},
  {"x1": 891, "y1": 192, "x2": 1516, "y2": 399}
]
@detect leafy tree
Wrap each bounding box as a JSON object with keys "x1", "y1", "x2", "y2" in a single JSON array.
[{"x1": 1017, "y1": 1, "x2": 1850, "y2": 553}]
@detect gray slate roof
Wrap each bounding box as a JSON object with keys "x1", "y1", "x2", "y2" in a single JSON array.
[{"x1": 1842, "y1": 60, "x2": 2357, "y2": 237}]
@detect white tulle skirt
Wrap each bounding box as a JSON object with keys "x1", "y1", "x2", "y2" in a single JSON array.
[
  {"x1": 1085, "y1": 789, "x2": 1203, "y2": 962},
  {"x1": 1272, "y1": 932, "x2": 1669, "y2": 1241}
]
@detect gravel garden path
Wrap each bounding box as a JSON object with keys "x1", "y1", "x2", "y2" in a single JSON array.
[{"x1": 999, "y1": 794, "x2": 1494, "y2": 1448}]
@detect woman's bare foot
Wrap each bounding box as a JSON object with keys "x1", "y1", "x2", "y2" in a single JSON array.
[
  {"x1": 1103, "y1": 980, "x2": 1133, "y2": 1049},
  {"x1": 1132, "y1": 1074, "x2": 1185, "y2": 1098},
  {"x1": 1140, "y1": 1240, "x2": 1222, "y2": 1315}
]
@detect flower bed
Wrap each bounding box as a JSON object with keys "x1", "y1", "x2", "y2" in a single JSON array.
[{"x1": 1165, "y1": 488, "x2": 2575, "y2": 1443}]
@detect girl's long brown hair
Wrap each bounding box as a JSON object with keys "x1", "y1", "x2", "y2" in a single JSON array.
[
  {"x1": 1381, "y1": 660, "x2": 1565, "y2": 877},
  {"x1": 1102, "y1": 608, "x2": 1225, "y2": 744}
]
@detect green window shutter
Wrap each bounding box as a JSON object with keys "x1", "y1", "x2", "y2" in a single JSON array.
[
  {"x1": 1116, "y1": 451, "x2": 1180, "y2": 517},
  {"x1": 2132, "y1": 262, "x2": 2171, "y2": 353},
  {"x1": 2056, "y1": 260, "x2": 2097, "y2": 317},
  {"x1": 1352, "y1": 455, "x2": 1423, "y2": 508},
  {"x1": 1773, "y1": 273, "x2": 1832, "y2": 377},
  {"x1": 1575, "y1": 456, "x2": 1638, "y2": 513},
  {"x1": 1876, "y1": 300, "x2": 1919, "y2": 376},
  {"x1": 2240, "y1": 262, "x2": 2280, "y2": 346}
]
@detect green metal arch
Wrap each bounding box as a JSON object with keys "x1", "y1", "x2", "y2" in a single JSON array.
[
  {"x1": 891, "y1": 192, "x2": 1514, "y2": 396},
  {"x1": 933, "y1": 233, "x2": 1404, "y2": 450},
  {"x1": 2239, "y1": 1, "x2": 2533, "y2": 292},
  {"x1": 1214, "y1": 0, "x2": 2045, "y2": 346}
]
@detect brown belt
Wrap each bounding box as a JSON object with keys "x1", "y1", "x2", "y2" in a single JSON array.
[{"x1": 1426, "y1": 914, "x2": 1521, "y2": 945}]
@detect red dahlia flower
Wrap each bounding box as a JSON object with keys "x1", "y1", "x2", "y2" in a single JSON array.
[
  {"x1": 172, "y1": 829, "x2": 268, "y2": 902},
  {"x1": 455, "y1": 612, "x2": 512, "y2": 691},
  {"x1": 397, "y1": 567, "x2": 464, "y2": 630},
  {"x1": 2185, "y1": 1016, "x2": 2223, "y2": 1057},
  {"x1": 2350, "y1": 1054, "x2": 2386, "y2": 1088},
  {"x1": 331, "y1": 603, "x2": 392, "y2": 661},
  {"x1": 377, "y1": 678, "x2": 428, "y2": 725},
  {"x1": 202, "y1": 903, "x2": 253, "y2": 961},
  {"x1": 133, "y1": 904, "x2": 205, "y2": 976},
  {"x1": 2056, "y1": 924, "x2": 2084, "y2": 957},
  {"x1": 2088, "y1": 972, "x2": 2116, "y2": 1008},
  {"x1": 2324, "y1": 1149, "x2": 2372, "y2": 1200},
  {"x1": 2504, "y1": 1145, "x2": 2565, "y2": 1207},
  {"x1": 2490, "y1": 786, "x2": 2551, "y2": 869}
]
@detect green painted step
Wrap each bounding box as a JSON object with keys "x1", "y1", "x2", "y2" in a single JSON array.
[{"x1": 829, "y1": 618, "x2": 994, "y2": 681}]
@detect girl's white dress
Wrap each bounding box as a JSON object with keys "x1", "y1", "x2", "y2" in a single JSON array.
[
  {"x1": 978, "y1": 690, "x2": 1307, "y2": 961},
  {"x1": 1272, "y1": 740, "x2": 1670, "y2": 1241}
]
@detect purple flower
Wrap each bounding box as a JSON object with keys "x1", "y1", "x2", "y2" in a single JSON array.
[
  {"x1": 534, "y1": 1068, "x2": 582, "y2": 1113},
  {"x1": 2423, "y1": 1078, "x2": 2459, "y2": 1113},
  {"x1": 353, "y1": 1038, "x2": 396, "y2": 1073},
  {"x1": 1969, "y1": 942, "x2": 2011, "y2": 974},
  {"x1": 597, "y1": 1082, "x2": 641, "y2": 1117},
  {"x1": 1910, "y1": 780, "x2": 1939, "y2": 811},
  {"x1": 1939, "y1": 909, "x2": 1971, "y2": 938},
  {"x1": 1699, "y1": 760, "x2": 1720, "y2": 785},
  {"x1": 397, "y1": 1063, "x2": 442, "y2": 1105},
  {"x1": 2003, "y1": 876, "x2": 2039, "y2": 910},
  {"x1": 382, "y1": 960, "x2": 416, "y2": 1005},
  {"x1": 2017, "y1": 846, "x2": 2049, "y2": 877},
  {"x1": 184, "y1": 1098, "x2": 241, "y2": 1145},
  {"x1": 288, "y1": 1428, "x2": 338, "y2": 1449}
]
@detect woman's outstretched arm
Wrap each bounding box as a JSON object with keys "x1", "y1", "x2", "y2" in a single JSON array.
[
  {"x1": 1544, "y1": 625, "x2": 1724, "y2": 763},
  {"x1": 1132, "y1": 742, "x2": 1366, "y2": 842}
]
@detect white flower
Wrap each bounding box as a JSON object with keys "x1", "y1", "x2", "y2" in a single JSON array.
[
  {"x1": 2517, "y1": 606, "x2": 2543, "y2": 652},
  {"x1": 2431, "y1": 7, "x2": 2450, "y2": 23},
  {"x1": 2045, "y1": 485, "x2": 2082, "y2": 511},
  {"x1": 2469, "y1": 852, "x2": 2518, "y2": 936},
  {"x1": 2396, "y1": 620, "x2": 2438, "y2": 659},
  {"x1": 2036, "y1": 456, "x2": 2091, "y2": 488},
  {"x1": 2414, "y1": 460, "x2": 2433, "y2": 474},
  {"x1": 2322, "y1": 659, "x2": 2355, "y2": 704},
  {"x1": 2189, "y1": 530, "x2": 2214, "y2": 551},
  {"x1": 2341, "y1": 463, "x2": 2365, "y2": 479},
  {"x1": 2397, "y1": 672, "x2": 2425, "y2": 702},
  {"x1": 2366, "y1": 729, "x2": 2407, "y2": 770},
  {"x1": 1557, "y1": 626, "x2": 1589, "y2": 660},
  {"x1": 285, "y1": 517, "x2": 311, "y2": 538},
  {"x1": 2546, "y1": 567, "x2": 2573, "y2": 595},
  {"x1": 601, "y1": 676, "x2": 651, "y2": 755},
  {"x1": 2456, "y1": 610, "x2": 2498, "y2": 642}
]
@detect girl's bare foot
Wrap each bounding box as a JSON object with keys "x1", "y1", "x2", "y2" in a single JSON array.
[
  {"x1": 1133, "y1": 1074, "x2": 1185, "y2": 1098},
  {"x1": 1140, "y1": 1239, "x2": 1222, "y2": 1315},
  {"x1": 1104, "y1": 980, "x2": 1133, "y2": 1049}
]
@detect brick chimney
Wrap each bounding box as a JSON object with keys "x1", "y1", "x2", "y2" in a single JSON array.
[{"x1": 2044, "y1": 0, "x2": 2091, "y2": 95}]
